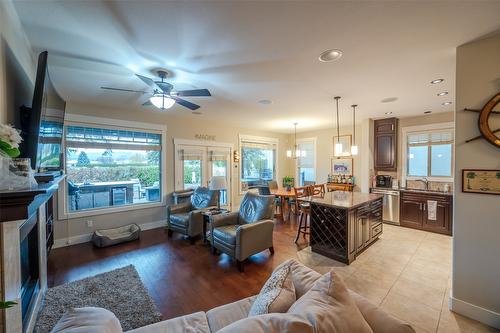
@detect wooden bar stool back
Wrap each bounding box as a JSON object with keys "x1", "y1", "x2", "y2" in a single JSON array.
[
  {"x1": 293, "y1": 186, "x2": 311, "y2": 243},
  {"x1": 311, "y1": 184, "x2": 325, "y2": 196}
]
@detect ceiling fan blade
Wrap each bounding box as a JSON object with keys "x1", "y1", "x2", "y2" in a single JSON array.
[
  {"x1": 142, "y1": 100, "x2": 152, "y2": 106},
  {"x1": 173, "y1": 97, "x2": 200, "y2": 110},
  {"x1": 136, "y1": 74, "x2": 162, "y2": 91},
  {"x1": 101, "y1": 86, "x2": 148, "y2": 94},
  {"x1": 176, "y1": 89, "x2": 211, "y2": 97},
  {"x1": 156, "y1": 82, "x2": 174, "y2": 94}
]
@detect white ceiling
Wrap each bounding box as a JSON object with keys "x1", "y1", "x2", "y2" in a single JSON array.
[{"x1": 13, "y1": 1, "x2": 500, "y2": 133}]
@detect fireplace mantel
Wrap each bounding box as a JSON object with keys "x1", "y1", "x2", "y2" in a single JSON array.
[{"x1": 0, "y1": 176, "x2": 64, "y2": 333}]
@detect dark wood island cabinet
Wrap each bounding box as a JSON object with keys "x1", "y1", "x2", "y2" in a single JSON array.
[{"x1": 303, "y1": 191, "x2": 383, "y2": 264}]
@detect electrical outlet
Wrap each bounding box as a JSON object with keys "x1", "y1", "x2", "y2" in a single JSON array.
[{"x1": 86, "y1": 220, "x2": 93, "y2": 228}]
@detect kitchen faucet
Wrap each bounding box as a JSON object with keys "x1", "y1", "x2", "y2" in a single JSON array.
[{"x1": 415, "y1": 178, "x2": 429, "y2": 190}]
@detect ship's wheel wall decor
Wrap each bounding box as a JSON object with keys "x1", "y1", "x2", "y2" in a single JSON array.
[{"x1": 464, "y1": 91, "x2": 500, "y2": 148}]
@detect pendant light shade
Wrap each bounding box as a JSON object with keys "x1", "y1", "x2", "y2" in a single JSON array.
[
  {"x1": 287, "y1": 123, "x2": 305, "y2": 159},
  {"x1": 334, "y1": 96, "x2": 343, "y2": 157},
  {"x1": 351, "y1": 104, "x2": 358, "y2": 156}
]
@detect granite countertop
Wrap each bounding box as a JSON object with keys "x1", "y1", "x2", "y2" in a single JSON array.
[{"x1": 302, "y1": 191, "x2": 383, "y2": 209}]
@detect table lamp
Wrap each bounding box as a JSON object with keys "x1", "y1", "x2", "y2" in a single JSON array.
[{"x1": 209, "y1": 176, "x2": 227, "y2": 210}]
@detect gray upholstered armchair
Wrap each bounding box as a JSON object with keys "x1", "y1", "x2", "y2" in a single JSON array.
[
  {"x1": 210, "y1": 192, "x2": 275, "y2": 272},
  {"x1": 167, "y1": 187, "x2": 217, "y2": 244}
]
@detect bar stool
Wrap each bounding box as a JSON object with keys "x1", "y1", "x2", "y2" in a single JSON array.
[{"x1": 294, "y1": 186, "x2": 311, "y2": 243}]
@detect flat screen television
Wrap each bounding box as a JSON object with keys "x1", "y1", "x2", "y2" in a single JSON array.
[{"x1": 20, "y1": 51, "x2": 66, "y2": 172}]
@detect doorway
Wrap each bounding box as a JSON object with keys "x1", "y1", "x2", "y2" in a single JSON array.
[{"x1": 174, "y1": 140, "x2": 232, "y2": 208}]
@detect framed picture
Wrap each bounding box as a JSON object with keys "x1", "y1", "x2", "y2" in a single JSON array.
[
  {"x1": 332, "y1": 158, "x2": 353, "y2": 175},
  {"x1": 462, "y1": 169, "x2": 500, "y2": 195},
  {"x1": 332, "y1": 135, "x2": 352, "y2": 157}
]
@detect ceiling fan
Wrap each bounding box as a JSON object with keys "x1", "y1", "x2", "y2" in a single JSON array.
[{"x1": 101, "y1": 70, "x2": 211, "y2": 110}]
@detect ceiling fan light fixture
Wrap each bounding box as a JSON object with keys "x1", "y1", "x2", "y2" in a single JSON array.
[{"x1": 150, "y1": 94, "x2": 175, "y2": 109}]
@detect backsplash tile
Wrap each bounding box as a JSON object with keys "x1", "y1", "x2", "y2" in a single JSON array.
[{"x1": 406, "y1": 180, "x2": 453, "y2": 193}]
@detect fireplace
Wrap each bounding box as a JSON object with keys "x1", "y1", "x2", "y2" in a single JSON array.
[{"x1": 19, "y1": 214, "x2": 40, "y2": 329}]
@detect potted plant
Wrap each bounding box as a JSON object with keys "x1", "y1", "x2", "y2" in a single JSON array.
[{"x1": 283, "y1": 176, "x2": 294, "y2": 191}]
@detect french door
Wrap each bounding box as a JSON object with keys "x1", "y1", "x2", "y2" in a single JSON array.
[{"x1": 175, "y1": 143, "x2": 232, "y2": 207}]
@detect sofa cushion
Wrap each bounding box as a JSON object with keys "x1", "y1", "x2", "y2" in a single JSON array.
[
  {"x1": 213, "y1": 225, "x2": 239, "y2": 245},
  {"x1": 125, "y1": 311, "x2": 210, "y2": 333},
  {"x1": 288, "y1": 270, "x2": 373, "y2": 333},
  {"x1": 248, "y1": 259, "x2": 296, "y2": 316},
  {"x1": 217, "y1": 313, "x2": 313, "y2": 333},
  {"x1": 206, "y1": 296, "x2": 256, "y2": 332},
  {"x1": 50, "y1": 307, "x2": 122, "y2": 333},
  {"x1": 288, "y1": 259, "x2": 322, "y2": 299},
  {"x1": 170, "y1": 213, "x2": 190, "y2": 227},
  {"x1": 349, "y1": 291, "x2": 416, "y2": 333}
]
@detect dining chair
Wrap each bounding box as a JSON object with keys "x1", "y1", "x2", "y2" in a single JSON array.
[
  {"x1": 258, "y1": 186, "x2": 271, "y2": 195},
  {"x1": 293, "y1": 186, "x2": 311, "y2": 243}
]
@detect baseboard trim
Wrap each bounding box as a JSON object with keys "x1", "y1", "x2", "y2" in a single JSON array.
[
  {"x1": 53, "y1": 220, "x2": 167, "y2": 249},
  {"x1": 450, "y1": 296, "x2": 500, "y2": 329}
]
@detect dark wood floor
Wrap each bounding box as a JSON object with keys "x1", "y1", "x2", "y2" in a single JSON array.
[{"x1": 47, "y1": 217, "x2": 307, "y2": 320}]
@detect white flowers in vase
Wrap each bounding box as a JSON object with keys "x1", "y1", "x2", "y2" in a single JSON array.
[{"x1": 0, "y1": 124, "x2": 23, "y2": 158}]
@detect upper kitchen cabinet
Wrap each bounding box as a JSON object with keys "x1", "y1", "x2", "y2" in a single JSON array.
[{"x1": 374, "y1": 118, "x2": 398, "y2": 171}]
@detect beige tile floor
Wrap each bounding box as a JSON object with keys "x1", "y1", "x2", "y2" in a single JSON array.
[{"x1": 296, "y1": 224, "x2": 499, "y2": 333}]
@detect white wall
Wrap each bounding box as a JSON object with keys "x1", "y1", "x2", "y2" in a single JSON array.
[
  {"x1": 54, "y1": 102, "x2": 292, "y2": 245},
  {"x1": 452, "y1": 33, "x2": 500, "y2": 328}
]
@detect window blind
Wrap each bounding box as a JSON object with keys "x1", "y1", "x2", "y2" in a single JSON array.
[
  {"x1": 66, "y1": 126, "x2": 161, "y2": 151},
  {"x1": 297, "y1": 142, "x2": 314, "y2": 168},
  {"x1": 178, "y1": 149, "x2": 204, "y2": 160},
  {"x1": 209, "y1": 150, "x2": 229, "y2": 161},
  {"x1": 408, "y1": 131, "x2": 453, "y2": 146},
  {"x1": 240, "y1": 141, "x2": 277, "y2": 150}
]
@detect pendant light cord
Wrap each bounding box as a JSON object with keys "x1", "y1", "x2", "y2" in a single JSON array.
[
  {"x1": 352, "y1": 105, "x2": 357, "y2": 145},
  {"x1": 335, "y1": 97, "x2": 341, "y2": 143}
]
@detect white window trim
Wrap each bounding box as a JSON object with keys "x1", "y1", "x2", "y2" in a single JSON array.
[
  {"x1": 238, "y1": 134, "x2": 279, "y2": 194},
  {"x1": 401, "y1": 122, "x2": 454, "y2": 185},
  {"x1": 58, "y1": 114, "x2": 168, "y2": 220},
  {"x1": 295, "y1": 137, "x2": 317, "y2": 185}
]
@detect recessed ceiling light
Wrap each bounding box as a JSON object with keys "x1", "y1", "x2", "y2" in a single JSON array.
[
  {"x1": 319, "y1": 49, "x2": 343, "y2": 62},
  {"x1": 385, "y1": 112, "x2": 393, "y2": 115},
  {"x1": 442, "y1": 101, "x2": 452, "y2": 106},
  {"x1": 258, "y1": 99, "x2": 272, "y2": 105},
  {"x1": 431, "y1": 79, "x2": 444, "y2": 84},
  {"x1": 424, "y1": 111, "x2": 432, "y2": 114},
  {"x1": 381, "y1": 97, "x2": 398, "y2": 103},
  {"x1": 437, "y1": 92, "x2": 448, "y2": 96},
  {"x1": 192, "y1": 111, "x2": 202, "y2": 115}
]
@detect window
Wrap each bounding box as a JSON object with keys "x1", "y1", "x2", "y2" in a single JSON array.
[
  {"x1": 65, "y1": 125, "x2": 162, "y2": 213},
  {"x1": 407, "y1": 130, "x2": 453, "y2": 178},
  {"x1": 240, "y1": 136, "x2": 277, "y2": 191},
  {"x1": 296, "y1": 139, "x2": 316, "y2": 186}
]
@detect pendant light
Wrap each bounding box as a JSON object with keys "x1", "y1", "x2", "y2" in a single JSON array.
[
  {"x1": 334, "y1": 96, "x2": 343, "y2": 157},
  {"x1": 287, "y1": 123, "x2": 306, "y2": 159},
  {"x1": 351, "y1": 104, "x2": 358, "y2": 155}
]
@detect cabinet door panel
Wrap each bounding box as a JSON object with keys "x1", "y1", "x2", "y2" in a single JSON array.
[
  {"x1": 375, "y1": 134, "x2": 396, "y2": 169},
  {"x1": 423, "y1": 201, "x2": 451, "y2": 235},
  {"x1": 400, "y1": 199, "x2": 423, "y2": 228}
]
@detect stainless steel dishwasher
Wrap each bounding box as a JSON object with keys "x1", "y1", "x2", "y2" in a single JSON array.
[{"x1": 370, "y1": 188, "x2": 400, "y2": 225}]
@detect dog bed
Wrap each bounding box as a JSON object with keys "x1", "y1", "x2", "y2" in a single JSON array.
[{"x1": 92, "y1": 223, "x2": 141, "y2": 248}]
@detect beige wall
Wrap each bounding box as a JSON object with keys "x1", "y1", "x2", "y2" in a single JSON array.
[
  {"x1": 452, "y1": 34, "x2": 500, "y2": 327},
  {"x1": 54, "y1": 102, "x2": 292, "y2": 244}
]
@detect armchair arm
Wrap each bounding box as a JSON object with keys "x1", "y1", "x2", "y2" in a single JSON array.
[
  {"x1": 210, "y1": 211, "x2": 239, "y2": 229},
  {"x1": 235, "y1": 219, "x2": 274, "y2": 261},
  {"x1": 166, "y1": 202, "x2": 192, "y2": 228}
]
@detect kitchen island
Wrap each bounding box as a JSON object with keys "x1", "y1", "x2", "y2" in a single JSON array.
[{"x1": 302, "y1": 191, "x2": 383, "y2": 264}]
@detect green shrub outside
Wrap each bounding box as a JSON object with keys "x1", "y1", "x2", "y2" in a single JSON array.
[{"x1": 67, "y1": 165, "x2": 160, "y2": 187}]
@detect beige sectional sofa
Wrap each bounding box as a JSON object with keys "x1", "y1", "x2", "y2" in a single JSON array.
[{"x1": 52, "y1": 262, "x2": 414, "y2": 333}]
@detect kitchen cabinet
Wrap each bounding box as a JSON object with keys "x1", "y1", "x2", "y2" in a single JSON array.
[
  {"x1": 400, "y1": 190, "x2": 452, "y2": 235},
  {"x1": 374, "y1": 118, "x2": 398, "y2": 171}
]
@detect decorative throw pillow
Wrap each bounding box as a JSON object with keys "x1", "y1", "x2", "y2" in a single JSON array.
[
  {"x1": 288, "y1": 270, "x2": 373, "y2": 333},
  {"x1": 218, "y1": 313, "x2": 313, "y2": 333},
  {"x1": 287, "y1": 258, "x2": 322, "y2": 299},
  {"x1": 248, "y1": 259, "x2": 296, "y2": 316},
  {"x1": 50, "y1": 307, "x2": 122, "y2": 333}
]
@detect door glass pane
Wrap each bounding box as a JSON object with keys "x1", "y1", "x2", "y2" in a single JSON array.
[
  {"x1": 408, "y1": 146, "x2": 428, "y2": 177},
  {"x1": 183, "y1": 159, "x2": 202, "y2": 189},
  {"x1": 298, "y1": 167, "x2": 315, "y2": 186},
  {"x1": 431, "y1": 144, "x2": 452, "y2": 177}
]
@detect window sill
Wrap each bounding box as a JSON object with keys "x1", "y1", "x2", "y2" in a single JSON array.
[{"x1": 61, "y1": 201, "x2": 165, "y2": 220}]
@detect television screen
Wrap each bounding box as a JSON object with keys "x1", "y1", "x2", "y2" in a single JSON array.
[{"x1": 20, "y1": 51, "x2": 66, "y2": 172}]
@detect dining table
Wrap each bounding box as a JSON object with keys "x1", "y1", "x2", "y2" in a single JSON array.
[{"x1": 270, "y1": 187, "x2": 296, "y2": 221}]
